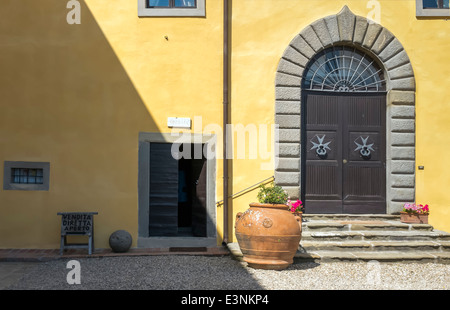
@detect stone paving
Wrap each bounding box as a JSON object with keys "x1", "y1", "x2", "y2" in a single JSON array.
[
  {"x1": 0, "y1": 262, "x2": 38, "y2": 290},
  {"x1": 0, "y1": 246, "x2": 230, "y2": 290}
]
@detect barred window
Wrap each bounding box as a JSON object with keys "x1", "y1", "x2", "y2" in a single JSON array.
[
  {"x1": 3, "y1": 161, "x2": 50, "y2": 191},
  {"x1": 11, "y1": 168, "x2": 44, "y2": 184}
]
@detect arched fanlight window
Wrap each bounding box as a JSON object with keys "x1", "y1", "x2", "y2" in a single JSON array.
[{"x1": 302, "y1": 46, "x2": 386, "y2": 92}]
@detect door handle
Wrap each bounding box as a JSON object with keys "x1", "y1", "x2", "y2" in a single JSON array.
[{"x1": 343, "y1": 159, "x2": 348, "y2": 164}]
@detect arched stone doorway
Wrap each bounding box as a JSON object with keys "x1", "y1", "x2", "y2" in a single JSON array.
[{"x1": 274, "y1": 6, "x2": 416, "y2": 214}]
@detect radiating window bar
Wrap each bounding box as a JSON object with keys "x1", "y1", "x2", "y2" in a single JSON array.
[{"x1": 303, "y1": 46, "x2": 386, "y2": 92}]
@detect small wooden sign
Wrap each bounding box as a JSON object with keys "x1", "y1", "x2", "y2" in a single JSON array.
[
  {"x1": 60, "y1": 212, "x2": 95, "y2": 235},
  {"x1": 57, "y1": 212, "x2": 98, "y2": 255}
]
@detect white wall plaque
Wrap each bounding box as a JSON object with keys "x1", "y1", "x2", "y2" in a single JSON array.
[{"x1": 167, "y1": 117, "x2": 191, "y2": 129}]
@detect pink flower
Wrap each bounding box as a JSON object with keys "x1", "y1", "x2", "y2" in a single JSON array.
[
  {"x1": 403, "y1": 202, "x2": 430, "y2": 214},
  {"x1": 289, "y1": 200, "x2": 302, "y2": 213}
]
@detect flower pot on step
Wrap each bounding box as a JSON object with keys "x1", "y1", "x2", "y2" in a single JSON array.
[
  {"x1": 400, "y1": 212, "x2": 429, "y2": 224},
  {"x1": 235, "y1": 202, "x2": 301, "y2": 270}
]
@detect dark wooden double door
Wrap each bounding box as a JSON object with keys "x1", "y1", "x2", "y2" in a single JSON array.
[{"x1": 302, "y1": 91, "x2": 386, "y2": 214}]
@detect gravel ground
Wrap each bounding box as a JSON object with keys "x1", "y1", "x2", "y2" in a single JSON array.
[{"x1": 4, "y1": 255, "x2": 450, "y2": 290}]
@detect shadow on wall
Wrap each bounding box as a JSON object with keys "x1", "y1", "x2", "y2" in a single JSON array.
[{"x1": 0, "y1": 0, "x2": 158, "y2": 248}]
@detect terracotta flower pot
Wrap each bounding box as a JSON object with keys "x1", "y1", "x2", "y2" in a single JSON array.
[
  {"x1": 292, "y1": 211, "x2": 303, "y2": 232},
  {"x1": 400, "y1": 212, "x2": 429, "y2": 224},
  {"x1": 235, "y1": 202, "x2": 302, "y2": 270}
]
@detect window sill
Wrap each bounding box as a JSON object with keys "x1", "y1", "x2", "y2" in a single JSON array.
[{"x1": 417, "y1": 8, "x2": 450, "y2": 17}]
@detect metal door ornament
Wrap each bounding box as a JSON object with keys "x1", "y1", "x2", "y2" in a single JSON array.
[
  {"x1": 311, "y1": 135, "x2": 332, "y2": 157},
  {"x1": 354, "y1": 136, "x2": 374, "y2": 158}
]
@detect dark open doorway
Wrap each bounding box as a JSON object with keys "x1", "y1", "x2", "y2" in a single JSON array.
[
  {"x1": 177, "y1": 145, "x2": 207, "y2": 237},
  {"x1": 148, "y1": 143, "x2": 207, "y2": 237}
]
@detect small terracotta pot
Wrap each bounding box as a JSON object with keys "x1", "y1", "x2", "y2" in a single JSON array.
[
  {"x1": 235, "y1": 202, "x2": 302, "y2": 270},
  {"x1": 400, "y1": 212, "x2": 429, "y2": 224}
]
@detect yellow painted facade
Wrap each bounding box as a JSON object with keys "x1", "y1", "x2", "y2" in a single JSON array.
[{"x1": 0, "y1": 0, "x2": 449, "y2": 249}]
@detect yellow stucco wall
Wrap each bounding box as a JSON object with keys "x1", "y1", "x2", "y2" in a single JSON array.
[
  {"x1": 0, "y1": 0, "x2": 224, "y2": 248},
  {"x1": 228, "y1": 0, "x2": 450, "y2": 234},
  {"x1": 1, "y1": 0, "x2": 449, "y2": 249}
]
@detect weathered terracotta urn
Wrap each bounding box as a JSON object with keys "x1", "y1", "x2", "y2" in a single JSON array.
[{"x1": 235, "y1": 203, "x2": 302, "y2": 270}]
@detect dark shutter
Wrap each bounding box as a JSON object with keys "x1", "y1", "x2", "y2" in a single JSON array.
[{"x1": 149, "y1": 143, "x2": 178, "y2": 236}]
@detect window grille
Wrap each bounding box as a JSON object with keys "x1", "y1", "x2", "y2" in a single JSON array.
[
  {"x1": 302, "y1": 46, "x2": 386, "y2": 92},
  {"x1": 11, "y1": 168, "x2": 44, "y2": 184}
]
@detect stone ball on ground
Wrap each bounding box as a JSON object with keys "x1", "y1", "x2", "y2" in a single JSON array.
[{"x1": 109, "y1": 230, "x2": 132, "y2": 253}]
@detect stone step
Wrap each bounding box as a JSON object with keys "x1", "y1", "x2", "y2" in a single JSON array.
[
  {"x1": 299, "y1": 240, "x2": 450, "y2": 252},
  {"x1": 228, "y1": 214, "x2": 450, "y2": 264},
  {"x1": 294, "y1": 250, "x2": 450, "y2": 264},
  {"x1": 301, "y1": 230, "x2": 450, "y2": 242},
  {"x1": 302, "y1": 221, "x2": 433, "y2": 232},
  {"x1": 227, "y1": 242, "x2": 450, "y2": 264},
  {"x1": 303, "y1": 214, "x2": 401, "y2": 221}
]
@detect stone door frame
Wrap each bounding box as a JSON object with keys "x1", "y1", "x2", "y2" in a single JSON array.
[{"x1": 274, "y1": 6, "x2": 416, "y2": 214}]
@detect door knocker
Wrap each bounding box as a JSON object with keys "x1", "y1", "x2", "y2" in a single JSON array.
[
  {"x1": 311, "y1": 135, "x2": 331, "y2": 158},
  {"x1": 354, "y1": 136, "x2": 374, "y2": 158}
]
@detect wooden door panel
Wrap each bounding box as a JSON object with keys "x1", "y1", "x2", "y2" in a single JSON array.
[
  {"x1": 304, "y1": 93, "x2": 343, "y2": 213},
  {"x1": 304, "y1": 200, "x2": 343, "y2": 214},
  {"x1": 342, "y1": 95, "x2": 386, "y2": 212},
  {"x1": 306, "y1": 94, "x2": 339, "y2": 126},
  {"x1": 345, "y1": 96, "x2": 383, "y2": 127},
  {"x1": 149, "y1": 143, "x2": 179, "y2": 236},
  {"x1": 305, "y1": 164, "x2": 341, "y2": 199},
  {"x1": 343, "y1": 166, "x2": 385, "y2": 200}
]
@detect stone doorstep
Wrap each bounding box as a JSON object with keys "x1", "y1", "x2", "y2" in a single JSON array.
[
  {"x1": 294, "y1": 251, "x2": 450, "y2": 264},
  {"x1": 302, "y1": 222, "x2": 433, "y2": 232},
  {"x1": 300, "y1": 240, "x2": 445, "y2": 252},
  {"x1": 226, "y1": 243, "x2": 450, "y2": 264},
  {"x1": 302, "y1": 230, "x2": 450, "y2": 241},
  {"x1": 226, "y1": 214, "x2": 450, "y2": 264},
  {"x1": 302, "y1": 214, "x2": 401, "y2": 221}
]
